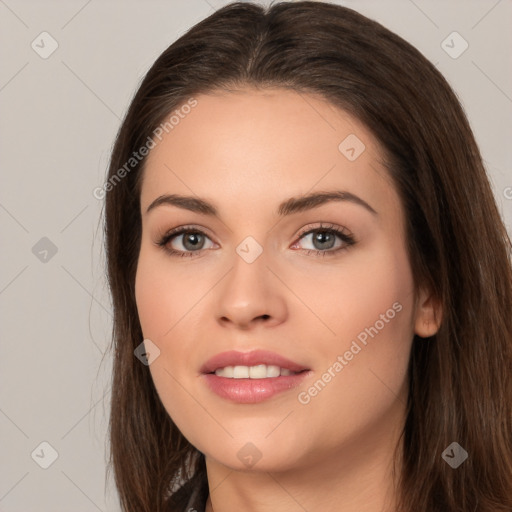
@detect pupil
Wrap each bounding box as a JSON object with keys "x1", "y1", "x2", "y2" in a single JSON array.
[
  {"x1": 184, "y1": 233, "x2": 203, "y2": 250},
  {"x1": 314, "y1": 231, "x2": 334, "y2": 250}
]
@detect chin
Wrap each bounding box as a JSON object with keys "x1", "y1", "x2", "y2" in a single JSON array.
[{"x1": 197, "y1": 434, "x2": 311, "y2": 473}]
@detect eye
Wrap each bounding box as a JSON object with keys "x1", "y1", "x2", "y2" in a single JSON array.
[
  {"x1": 291, "y1": 223, "x2": 356, "y2": 257},
  {"x1": 156, "y1": 226, "x2": 215, "y2": 258},
  {"x1": 156, "y1": 222, "x2": 356, "y2": 258}
]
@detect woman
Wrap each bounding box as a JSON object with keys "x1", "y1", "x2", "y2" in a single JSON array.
[{"x1": 103, "y1": 2, "x2": 512, "y2": 511}]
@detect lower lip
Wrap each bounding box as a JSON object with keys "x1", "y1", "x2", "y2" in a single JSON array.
[{"x1": 202, "y1": 371, "x2": 311, "y2": 403}]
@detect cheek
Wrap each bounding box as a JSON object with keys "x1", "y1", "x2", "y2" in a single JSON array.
[
  {"x1": 135, "y1": 246, "x2": 200, "y2": 339},
  {"x1": 135, "y1": 266, "x2": 169, "y2": 339},
  {"x1": 299, "y1": 245, "x2": 415, "y2": 431},
  {"x1": 334, "y1": 242, "x2": 415, "y2": 374},
  {"x1": 288, "y1": 240, "x2": 415, "y2": 355},
  {"x1": 134, "y1": 252, "x2": 205, "y2": 442},
  {"x1": 342, "y1": 253, "x2": 413, "y2": 341}
]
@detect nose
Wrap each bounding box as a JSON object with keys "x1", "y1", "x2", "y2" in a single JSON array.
[{"x1": 215, "y1": 249, "x2": 288, "y2": 330}]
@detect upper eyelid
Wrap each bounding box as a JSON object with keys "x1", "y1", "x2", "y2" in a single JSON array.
[{"x1": 296, "y1": 222, "x2": 352, "y2": 237}]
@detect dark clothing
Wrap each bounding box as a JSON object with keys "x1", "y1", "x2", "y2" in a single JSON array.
[{"x1": 166, "y1": 472, "x2": 209, "y2": 512}]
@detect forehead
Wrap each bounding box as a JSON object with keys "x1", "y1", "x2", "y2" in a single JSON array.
[{"x1": 140, "y1": 87, "x2": 397, "y2": 217}]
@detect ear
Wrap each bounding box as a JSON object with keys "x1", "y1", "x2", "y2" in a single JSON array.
[{"x1": 413, "y1": 286, "x2": 443, "y2": 338}]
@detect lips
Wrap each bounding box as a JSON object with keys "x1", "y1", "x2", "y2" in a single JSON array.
[
  {"x1": 200, "y1": 349, "x2": 309, "y2": 375},
  {"x1": 200, "y1": 349, "x2": 311, "y2": 404}
]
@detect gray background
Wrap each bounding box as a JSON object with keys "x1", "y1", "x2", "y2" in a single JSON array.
[{"x1": 1, "y1": 0, "x2": 511, "y2": 510}]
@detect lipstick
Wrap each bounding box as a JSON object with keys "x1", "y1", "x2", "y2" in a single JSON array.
[{"x1": 200, "y1": 349, "x2": 311, "y2": 404}]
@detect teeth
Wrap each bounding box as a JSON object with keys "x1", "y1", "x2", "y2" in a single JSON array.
[
  {"x1": 249, "y1": 364, "x2": 266, "y2": 378},
  {"x1": 220, "y1": 366, "x2": 234, "y2": 378},
  {"x1": 214, "y1": 365, "x2": 298, "y2": 379},
  {"x1": 266, "y1": 365, "x2": 280, "y2": 378},
  {"x1": 233, "y1": 365, "x2": 249, "y2": 378}
]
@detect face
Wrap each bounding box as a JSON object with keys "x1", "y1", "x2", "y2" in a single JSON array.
[{"x1": 135, "y1": 87, "x2": 438, "y2": 473}]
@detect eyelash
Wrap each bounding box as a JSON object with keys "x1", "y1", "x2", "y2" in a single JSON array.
[{"x1": 156, "y1": 222, "x2": 356, "y2": 258}]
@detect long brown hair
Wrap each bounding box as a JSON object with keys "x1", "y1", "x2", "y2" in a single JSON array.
[{"x1": 103, "y1": 2, "x2": 512, "y2": 510}]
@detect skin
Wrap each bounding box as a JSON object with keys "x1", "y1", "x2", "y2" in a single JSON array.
[{"x1": 135, "y1": 87, "x2": 442, "y2": 512}]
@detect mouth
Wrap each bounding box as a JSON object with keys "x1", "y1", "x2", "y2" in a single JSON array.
[
  {"x1": 211, "y1": 364, "x2": 303, "y2": 378},
  {"x1": 200, "y1": 350, "x2": 311, "y2": 403}
]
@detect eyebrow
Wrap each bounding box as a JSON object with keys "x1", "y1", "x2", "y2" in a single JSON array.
[{"x1": 145, "y1": 190, "x2": 378, "y2": 217}]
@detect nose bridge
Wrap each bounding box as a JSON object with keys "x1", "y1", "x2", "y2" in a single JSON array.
[
  {"x1": 225, "y1": 236, "x2": 271, "y2": 306},
  {"x1": 215, "y1": 235, "x2": 286, "y2": 327}
]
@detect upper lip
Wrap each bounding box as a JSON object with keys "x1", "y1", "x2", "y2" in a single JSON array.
[{"x1": 200, "y1": 349, "x2": 309, "y2": 374}]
